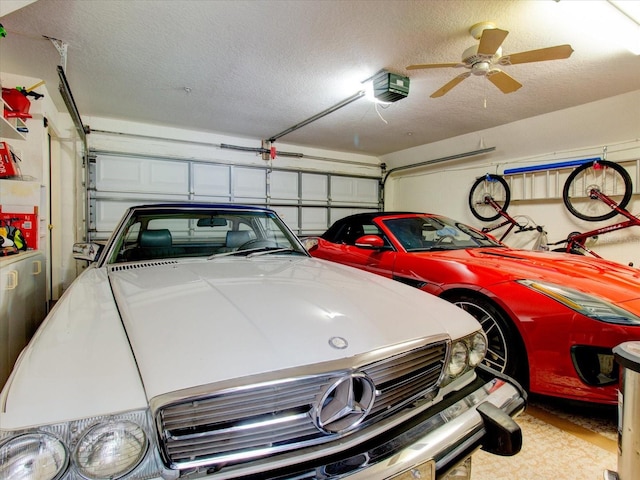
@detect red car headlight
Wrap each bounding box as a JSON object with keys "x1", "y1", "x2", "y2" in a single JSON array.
[{"x1": 517, "y1": 279, "x2": 640, "y2": 326}]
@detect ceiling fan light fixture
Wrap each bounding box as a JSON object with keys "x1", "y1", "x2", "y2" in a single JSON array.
[
  {"x1": 469, "y1": 21, "x2": 497, "y2": 40},
  {"x1": 461, "y1": 45, "x2": 502, "y2": 66},
  {"x1": 471, "y1": 61, "x2": 491, "y2": 75}
]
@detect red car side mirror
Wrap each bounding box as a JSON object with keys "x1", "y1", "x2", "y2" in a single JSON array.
[{"x1": 354, "y1": 235, "x2": 385, "y2": 249}]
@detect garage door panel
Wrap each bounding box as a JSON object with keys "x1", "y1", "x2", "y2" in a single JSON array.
[
  {"x1": 148, "y1": 162, "x2": 189, "y2": 192},
  {"x1": 271, "y1": 171, "x2": 299, "y2": 202},
  {"x1": 301, "y1": 173, "x2": 328, "y2": 203},
  {"x1": 301, "y1": 208, "x2": 328, "y2": 234},
  {"x1": 93, "y1": 200, "x2": 138, "y2": 234},
  {"x1": 331, "y1": 177, "x2": 379, "y2": 205},
  {"x1": 95, "y1": 156, "x2": 144, "y2": 191},
  {"x1": 234, "y1": 168, "x2": 266, "y2": 199},
  {"x1": 192, "y1": 164, "x2": 231, "y2": 197},
  {"x1": 96, "y1": 155, "x2": 188, "y2": 194}
]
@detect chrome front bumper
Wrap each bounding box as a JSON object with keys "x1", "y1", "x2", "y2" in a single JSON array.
[
  {"x1": 307, "y1": 367, "x2": 525, "y2": 480},
  {"x1": 157, "y1": 368, "x2": 525, "y2": 480}
]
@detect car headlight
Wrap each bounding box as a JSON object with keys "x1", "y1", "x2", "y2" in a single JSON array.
[
  {"x1": 447, "y1": 341, "x2": 469, "y2": 377},
  {"x1": 301, "y1": 237, "x2": 319, "y2": 251},
  {"x1": 468, "y1": 331, "x2": 487, "y2": 367},
  {"x1": 74, "y1": 420, "x2": 147, "y2": 479},
  {"x1": 517, "y1": 279, "x2": 640, "y2": 325},
  {"x1": 0, "y1": 433, "x2": 68, "y2": 480},
  {"x1": 443, "y1": 331, "x2": 488, "y2": 386},
  {"x1": 0, "y1": 409, "x2": 164, "y2": 480}
]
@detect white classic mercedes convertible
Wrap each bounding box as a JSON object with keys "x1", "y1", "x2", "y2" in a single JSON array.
[{"x1": 0, "y1": 203, "x2": 526, "y2": 480}]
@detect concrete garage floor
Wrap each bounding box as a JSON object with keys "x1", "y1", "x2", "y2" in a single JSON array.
[{"x1": 472, "y1": 395, "x2": 618, "y2": 479}]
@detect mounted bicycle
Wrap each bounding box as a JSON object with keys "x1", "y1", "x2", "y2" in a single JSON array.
[
  {"x1": 557, "y1": 159, "x2": 638, "y2": 261},
  {"x1": 468, "y1": 173, "x2": 549, "y2": 251}
]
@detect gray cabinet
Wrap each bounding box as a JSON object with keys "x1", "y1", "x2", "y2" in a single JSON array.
[{"x1": 0, "y1": 251, "x2": 46, "y2": 388}]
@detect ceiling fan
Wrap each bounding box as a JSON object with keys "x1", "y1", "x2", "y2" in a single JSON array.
[{"x1": 407, "y1": 22, "x2": 574, "y2": 98}]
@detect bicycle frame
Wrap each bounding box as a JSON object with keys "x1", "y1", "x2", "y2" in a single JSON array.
[
  {"x1": 479, "y1": 195, "x2": 541, "y2": 242},
  {"x1": 563, "y1": 188, "x2": 640, "y2": 258}
]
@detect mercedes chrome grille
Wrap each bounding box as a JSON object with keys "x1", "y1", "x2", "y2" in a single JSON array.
[{"x1": 156, "y1": 341, "x2": 447, "y2": 470}]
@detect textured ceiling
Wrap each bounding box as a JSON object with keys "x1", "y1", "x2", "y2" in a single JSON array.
[{"x1": 1, "y1": 0, "x2": 639, "y2": 156}]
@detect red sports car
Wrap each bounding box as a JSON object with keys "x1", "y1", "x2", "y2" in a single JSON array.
[{"x1": 306, "y1": 212, "x2": 640, "y2": 405}]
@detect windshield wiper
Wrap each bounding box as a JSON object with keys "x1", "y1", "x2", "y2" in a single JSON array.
[
  {"x1": 208, "y1": 247, "x2": 306, "y2": 260},
  {"x1": 247, "y1": 247, "x2": 307, "y2": 258},
  {"x1": 207, "y1": 247, "x2": 267, "y2": 260}
]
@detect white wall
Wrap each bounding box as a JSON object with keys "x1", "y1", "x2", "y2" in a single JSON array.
[{"x1": 381, "y1": 90, "x2": 640, "y2": 266}]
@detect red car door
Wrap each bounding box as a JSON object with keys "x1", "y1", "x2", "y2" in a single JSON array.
[{"x1": 316, "y1": 239, "x2": 397, "y2": 279}]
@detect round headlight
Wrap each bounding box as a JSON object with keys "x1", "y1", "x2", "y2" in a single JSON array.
[
  {"x1": 447, "y1": 341, "x2": 469, "y2": 377},
  {"x1": 74, "y1": 420, "x2": 147, "y2": 479},
  {"x1": 0, "y1": 433, "x2": 68, "y2": 480},
  {"x1": 468, "y1": 332, "x2": 487, "y2": 367}
]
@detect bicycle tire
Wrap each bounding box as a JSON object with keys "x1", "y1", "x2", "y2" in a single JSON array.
[
  {"x1": 468, "y1": 174, "x2": 511, "y2": 222},
  {"x1": 562, "y1": 160, "x2": 633, "y2": 222}
]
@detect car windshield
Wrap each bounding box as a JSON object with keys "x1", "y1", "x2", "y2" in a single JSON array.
[
  {"x1": 107, "y1": 207, "x2": 307, "y2": 263},
  {"x1": 383, "y1": 216, "x2": 502, "y2": 251}
]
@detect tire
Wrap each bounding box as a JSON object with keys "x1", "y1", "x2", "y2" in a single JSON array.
[
  {"x1": 563, "y1": 160, "x2": 633, "y2": 222},
  {"x1": 468, "y1": 174, "x2": 511, "y2": 222},
  {"x1": 446, "y1": 293, "x2": 526, "y2": 382}
]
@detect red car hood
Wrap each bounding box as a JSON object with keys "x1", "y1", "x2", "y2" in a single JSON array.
[{"x1": 411, "y1": 247, "x2": 640, "y2": 304}]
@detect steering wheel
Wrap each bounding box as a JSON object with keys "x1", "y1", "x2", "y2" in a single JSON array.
[
  {"x1": 238, "y1": 239, "x2": 278, "y2": 250},
  {"x1": 435, "y1": 235, "x2": 456, "y2": 245}
]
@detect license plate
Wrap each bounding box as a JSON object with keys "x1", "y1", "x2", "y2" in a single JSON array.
[{"x1": 389, "y1": 459, "x2": 435, "y2": 480}]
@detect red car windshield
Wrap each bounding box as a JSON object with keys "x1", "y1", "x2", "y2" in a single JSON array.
[{"x1": 382, "y1": 216, "x2": 501, "y2": 251}]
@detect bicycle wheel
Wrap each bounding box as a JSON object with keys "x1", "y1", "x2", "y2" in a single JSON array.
[
  {"x1": 468, "y1": 174, "x2": 511, "y2": 222},
  {"x1": 563, "y1": 160, "x2": 633, "y2": 222}
]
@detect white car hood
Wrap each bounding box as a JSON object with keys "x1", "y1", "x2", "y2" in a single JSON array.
[
  {"x1": 1, "y1": 256, "x2": 479, "y2": 427},
  {"x1": 109, "y1": 257, "x2": 475, "y2": 399}
]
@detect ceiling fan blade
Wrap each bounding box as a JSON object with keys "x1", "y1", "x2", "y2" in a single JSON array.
[
  {"x1": 430, "y1": 72, "x2": 471, "y2": 98},
  {"x1": 407, "y1": 62, "x2": 460, "y2": 70},
  {"x1": 486, "y1": 70, "x2": 522, "y2": 94},
  {"x1": 499, "y1": 44, "x2": 574, "y2": 65},
  {"x1": 477, "y1": 28, "x2": 509, "y2": 56}
]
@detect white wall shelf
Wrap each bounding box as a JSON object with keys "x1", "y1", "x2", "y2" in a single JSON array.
[{"x1": 0, "y1": 99, "x2": 27, "y2": 141}]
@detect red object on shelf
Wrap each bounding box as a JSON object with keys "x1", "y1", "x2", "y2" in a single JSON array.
[
  {"x1": 0, "y1": 142, "x2": 22, "y2": 178},
  {"x1": 0, "y1": 207, "x2": 39, "y2": 250},
  {"x1": 2, "y1": 87, "x2": 32, "y2": 119}
]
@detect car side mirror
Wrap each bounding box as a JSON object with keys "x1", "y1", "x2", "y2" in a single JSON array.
[
  {"x1": 73, "y1": 242, "x2": 101, "y2": 262},
  {"x1": 354, "y1": 235, "x2": 386, "y2": 249}
]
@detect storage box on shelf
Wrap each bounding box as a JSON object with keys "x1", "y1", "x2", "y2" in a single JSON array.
[
  {"x1": 1, "y1": 87, "x2": 31, "y2": 139},
  {"x1": 0, "y1": 141, "x2": 22, "y2": 179},
  {"x1": 0, "y1": 98, "x2": 27, "y2": 141},
  {"x1": 0, "y1": 207, "x2": 39, "y2": 250}
]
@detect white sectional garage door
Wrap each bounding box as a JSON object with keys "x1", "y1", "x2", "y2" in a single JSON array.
[{"x1": 88, "y1": 152, "x2": 381, "y2": 240}]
